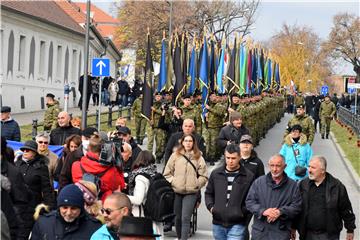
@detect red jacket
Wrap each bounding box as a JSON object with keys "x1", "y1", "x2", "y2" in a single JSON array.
[{"x1": 72, "y1": 152, "x2": 125, "y2": 202}]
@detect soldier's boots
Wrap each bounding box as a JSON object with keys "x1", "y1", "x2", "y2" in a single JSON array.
[{"x1": 326, "y1": 134, "x2": 329, "y2": 139}]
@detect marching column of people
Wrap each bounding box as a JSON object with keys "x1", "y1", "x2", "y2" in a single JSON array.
[{"x1": 1, "y1": 88, "x2": 357, "y2": 240}]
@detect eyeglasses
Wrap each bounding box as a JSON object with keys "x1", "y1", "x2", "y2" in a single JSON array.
[
  {"x1": 23, "y1": 149, "x2": 32, "y2": 152},
  {"x1": 100, "y1": 207, "x2": 124, "y2": 215},
  {"x1": 38, "y1": 141, "x2": 49, "y2": 145},
  {"x1": 183, "y1": 140, "x2": 193, "y2": 142}
]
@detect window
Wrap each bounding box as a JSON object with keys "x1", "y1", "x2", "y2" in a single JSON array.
[
  {"x1": 72, "y1": 49, "x2": 78, "y2": 80},
  {"x1": 18, "y1": 35, "x2": 26, "y2": 71},
  {"x1": 39, "y1": 40, "x2": 46, "y2": 75},
  {"x1": 7, "y1": 31, "x2": 15, "y2": 74},
  {"x1": 56, "y1": 45, "x2": 62, "y2": 77}
]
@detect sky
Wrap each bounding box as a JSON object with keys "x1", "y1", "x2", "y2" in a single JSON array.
[{"x1": 83, "y1": 0, "x2": 359, "y2": 75}]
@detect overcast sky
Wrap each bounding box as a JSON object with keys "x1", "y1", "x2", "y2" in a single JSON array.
[{"x1": 85, "y1": 0, "x2": 359, "y2": 75}]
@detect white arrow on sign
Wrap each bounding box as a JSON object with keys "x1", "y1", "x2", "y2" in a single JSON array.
[{"x1": 96, "y1": 60, "x2": 106, "y2": 75}]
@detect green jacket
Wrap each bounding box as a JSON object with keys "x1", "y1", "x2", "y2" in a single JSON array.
[
  {"x1": 207, "y1": 102, "x2": 226, "y2": 128},
  {"x1": 319, "y1": 101, "x2": 336, "y2": 118},
  {"x1": 44, "y1": 100, "x2": 60, "y2": 130},
  {"x1": 285, "y1": 114, "x2": 315, "y2": 144},
  {"x1": 132, "y1": 97, "x2": 143, "y2": 118}
]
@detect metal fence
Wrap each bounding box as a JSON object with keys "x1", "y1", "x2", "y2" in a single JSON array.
[
  {"x1": 337, "y1": 106, "x2": 360, "y2": 136},
  {"x1": 31, "y1": 106, "x2": 131, "y2": 140}
]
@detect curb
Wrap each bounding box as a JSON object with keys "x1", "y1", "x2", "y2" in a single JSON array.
[{"x1": 330, "y1": 132, "x2": 360, "y2": 192}]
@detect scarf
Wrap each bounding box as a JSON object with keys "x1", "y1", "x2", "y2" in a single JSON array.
[{"x1": 128, "y1": 164, "x2": 157, "y2": 195}]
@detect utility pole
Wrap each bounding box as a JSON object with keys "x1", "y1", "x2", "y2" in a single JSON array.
[{"x1": 82, "y1": 0, "x2": 91, "y2": 129}]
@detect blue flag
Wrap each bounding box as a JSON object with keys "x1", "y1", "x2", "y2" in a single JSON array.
[
  {"x1": 216, "y1": 41, "x2": 226, "y2": 94},
  {"x1": 188, "y1": 47, "x2": 196, "y2": 94},
  {"x1": 157, "y1": 39, "x2": 167, "y2": 92},
  {"x1": 199, "y1": 36, "x2": 209, "y2": 122},
  {"x1": 256, "y1": 50, "x2": 263, "y2": 94}
]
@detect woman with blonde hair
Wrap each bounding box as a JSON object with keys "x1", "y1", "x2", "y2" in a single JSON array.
[{"x1": 163, "y1": 134, "x2": 208, "y2": 240}]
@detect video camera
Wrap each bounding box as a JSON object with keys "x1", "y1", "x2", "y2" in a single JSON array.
[{"x1": 98, "y1": 132, "x2": 124, "y2": 168}]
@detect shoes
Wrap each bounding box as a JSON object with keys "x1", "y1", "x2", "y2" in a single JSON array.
[
  {"x1": 326, "y1": 134, "x2": 329, "y2": 139},
  {"x1": 321, "y1": 135, "x2": 324, "y2": 139}
]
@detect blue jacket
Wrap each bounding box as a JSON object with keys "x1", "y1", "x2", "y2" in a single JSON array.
[
  {"x1": 279, "y1": 134, "x2": 312, "y2": 181},
  {"x1": 90, "y1": 224, "x2": 115, "y2": 240},
  {"x1": 1, "y1": 118, "x2": 21, "y2": 141}
]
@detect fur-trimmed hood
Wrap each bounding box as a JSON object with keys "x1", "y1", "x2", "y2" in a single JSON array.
[{"x1": 284, "y1": 133, "x2": 308, "y2": 146}]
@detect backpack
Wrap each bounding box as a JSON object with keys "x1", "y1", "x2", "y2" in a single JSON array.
[
  {"x1": 79, "y1": 163, "x2": 108, "y2": 196},
  {"x1": 141, "y1": 173, "x2": 175, "y2": 222}
]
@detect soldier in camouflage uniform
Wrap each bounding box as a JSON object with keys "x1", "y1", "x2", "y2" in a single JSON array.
[
  {"x1": 205, "y1": 93, "x2": 227, "y2": 165},
  {"x1": 147, "y1": 92, "x2": 166, "y2": 162},
  {"x1": 294, "y1": 92, "x2": 305, "y2": 112},
  {"x1": 319, "y1": 95, "x2": 336, "y2": 139},
  {"x1": 131, "y1": 94, "x2": 146, "y2": 144},
  {"x1": 180, "y1": 94, "x2": 201, "y2": 133},
  {"x1": 284, "y1": 104, "x2": 315, "y2": 144},
  {"x1": 43, "y1": 93, "x2": 60, "y2": 131}
]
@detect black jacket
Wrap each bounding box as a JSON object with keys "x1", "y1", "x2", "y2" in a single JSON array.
[
  {"x1": 129, "y1": 138, "x2": 142, "y2": 161},
  {"x1": 164, "y1": 132, "x2": 206, "y2": 163},
  {"x1": 205, "y1": 165, "x2": 255, "y2": 227},
  {"x1": 1, "y1": 118, "x2": 21, "y2": 141},
  {"x1": 59, "y1": 148, "x2": 84, "y2": 189},
  {"x1": 158, "y1": 115, "x2": 183, "y2": 139},
  {"x1": 14, "y1": 154, "x2": 55, "y2": 208},
  {"x1": 217, "y1": 124, "x2": 250, "y2": 149},
  {"x1": 50, "y1": 125, "x2": 81, "y2": 146},
  {"x1": 296, "y1": 173, "x2": 356, "y2": 239},
  {"x1": 240, "y1": 151, "x2": 265, "y2": 180},
  {"x1": 30, "y1": 210, "x2": 101, "y2": 240}
]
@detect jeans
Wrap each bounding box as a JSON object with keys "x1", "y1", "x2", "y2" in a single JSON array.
[
  {"x1": 174, "y1": 193, "x2": 197, "y2": 240},
  {"x1": 101, "y1": 90, "x2": 110, "y2": 106},
  {"x1": 118, "y1": 94, "x2": 128, "y2": 106},
  {"x1": 213, "y1": 224, "x2": 246, "y2": 240}
]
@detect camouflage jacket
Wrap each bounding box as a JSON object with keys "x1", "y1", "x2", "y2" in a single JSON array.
[
  {"x1": 319, "y1": 101, "x2": 336, "y2": 118},
  {"x1": 44, "y1": 100, "x2": 60, "y2": 130},
  {"x1": 207, "y1": 102, "x2": 227, "y2": 128},
  {"x1": 132, "y1": 97, "x2": 143, "y2": 118},
  {"x1": 285, "y1": 114, "x2": 315, "y2": 144}
]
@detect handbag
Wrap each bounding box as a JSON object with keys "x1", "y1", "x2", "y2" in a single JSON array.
[{"x1": 291, "y1": 145, "x2": 307, "y2": 177}]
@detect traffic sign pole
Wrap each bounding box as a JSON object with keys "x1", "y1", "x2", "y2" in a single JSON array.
[{"x1": 97, "y1": 76, "x2": 102, "y2": 131}]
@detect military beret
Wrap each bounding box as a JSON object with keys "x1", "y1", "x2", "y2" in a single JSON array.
[
  {"x1": 182, "y1": 93, "x2": 192, "y2": 99},
  {"x1": 296, "y1": 104, "x2": 305, "y2": 109},
  {"x1": 46, "y1": 93, "x2": 55, "y2": 99},
  {"x1": 1, "y1": 106, "x2": 11, "y2": 113}
]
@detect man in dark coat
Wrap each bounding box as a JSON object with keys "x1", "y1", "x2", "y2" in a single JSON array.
[
  {"x1": 116, "y1": 126, "x2": 142, "y2": 161},
  {"x1": 118, "y1": 78, "x2": 130, "y2": 106},
  {"x1": 78, "y1": 74, "x2": 93, "y2": 111},
  {"x1": 205, "y1": 144, "x2": 255, "y2": 239},
  {"x1": 1, "y1": 106, "x2": 21, "y2": 141},
  {"x1": 239, "y1": 135, "x2": 265, "y2": 180},
  {"x1": 163, "y1": 119, "x2": 206, "y2": 165},
  {"x1": 14, "y1": 140, "x2": 55, "y2": 239},
  {"x1": 31, "y1": 184, "x2": 101, "y2": 240},
  {"x1": 50, "y1": 111, "x2": 81, "y2": 145},
  {"x1": 246, "y1": 154, "x2": 302, "y2": 240},
  {"x1": 294, "y1": 156, "x2": 356, "y2": 240},
  {"x1": 217, "y1": 111, "x2": 249, "y2": 149}
]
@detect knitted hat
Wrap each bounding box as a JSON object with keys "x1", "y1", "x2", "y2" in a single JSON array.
[{"x1": 57, "y1": 184, "x2": 84, "y2": 209}]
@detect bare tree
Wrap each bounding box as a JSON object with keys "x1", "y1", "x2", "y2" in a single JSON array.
[{"x1": 324, "y1": 13, "x2": 360, "y2": 82}]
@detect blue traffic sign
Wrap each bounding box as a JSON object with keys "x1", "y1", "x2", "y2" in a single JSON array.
[
  {"x1": 321, "y1": 85, "x2": 329, "y2": 95},
  {"x1": 348, "y1": 87, "x2": 356, "y2": 94},
  {"x1": 92, "y1": 58, "x2": 110, "y2": 77}
]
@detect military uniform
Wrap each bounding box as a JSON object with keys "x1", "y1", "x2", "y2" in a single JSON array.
[
  {"x1": 284, "y1": 113, "x2": 315, "y2": 144},
  {"x1": 43, "y1": 100, "x2": 60, "y2": 131},
  {"x1": 205, "y1": 100, "x2": 227, "y2": 163},
  {"x1": 132, "y1": 96, "x2": 146, "y2": 144},
  {"x1": 319, "y1": 99, "x2": 336, "y2": 138},
  {"x1": 181, "y1": 105, "x2": 201, "y2": 133},
  {"x1": 147, "y1": 101, "x2": 166, "y2": 161}
]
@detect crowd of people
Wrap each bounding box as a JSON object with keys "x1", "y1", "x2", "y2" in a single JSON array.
[{"x1": 0, "y1": 88, "x2": 357, "y2": 240}]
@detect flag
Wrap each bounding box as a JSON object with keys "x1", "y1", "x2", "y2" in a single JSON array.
[
  {"x1": 259, "y1": 49, "x2": 265, "y2": 92},
  {"x1": 267, "y1": 58, "x2": 272, "y2": 90},
  {"x1": 209, "y1": 38, "x2": 216, "y2": 92},
  {"x1": 275, "y1": 62, "x2": 281, "y2": 91},
  {"x1": 226, "y1": 38, "x2": 237, "y2": 94},
  {"x1": 216, "y1": 39, "x2": 226, "y2": 94},
  {"x1": 239, "y1": 44, "x2": 248, "y2": 95},
  {"x1": 172, "y1": 35, "x2": 185, "y2": 105},
  {"x1": 188, "y1": 46, "x2": 196, "y2": 94},
  {"x1": 165, "y1": 38, "x2": 174, "y2": 91},
  {"x1": 246, "y1": 49, "x2": 252, "y2": 94},
  {"x1": 141, "y1": 33, "x2": 154, "y2": 121},
  {"x1": 181, "y1": 34, "x2": 188, "y2": 93},
  {"x1": 157, "y1": 38, "x2": 167, "y2": 92},
  {"x1": 251, "y1": 49, "x2": 257, "y2": 95},
  {"x1": 199, "y1": 36, "x2": 209, "y2": 122}
]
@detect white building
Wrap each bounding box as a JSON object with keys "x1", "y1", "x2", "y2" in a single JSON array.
[{"x1": 0, "y1": 1, "x2": 121, "y2": 113}]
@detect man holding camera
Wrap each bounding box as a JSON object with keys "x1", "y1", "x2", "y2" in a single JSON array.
[{"x1": 217, "y1": 111, "x2": 250, "y2": 149}]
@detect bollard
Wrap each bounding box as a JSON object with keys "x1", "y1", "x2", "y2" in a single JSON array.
[
  {"x1": 32, "y1": 119, "x2": 38, "y2": 140},
  {"x1": 95, "y1": 109, "x2": 99, "y2": 127},
  {"x1": 108, "y1": 106, "x2": 112, "y2": 127},
  {"x1": 127, "y1": 106, "x2": 131, "y2": 120}
]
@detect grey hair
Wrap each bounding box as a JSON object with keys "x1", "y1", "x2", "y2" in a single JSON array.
[
  {"x1": 311, "y1": 155, "x2": 327, "y2": 170},
  {"x1": 268, "y1": 154, "x2": 285, "y2": 164},
  {"x1": 183, "y1": 119, "x2": 195, "y2": 126},
  {"x1": 36, "y1": 132, "x2": 50, "y2": 142}
]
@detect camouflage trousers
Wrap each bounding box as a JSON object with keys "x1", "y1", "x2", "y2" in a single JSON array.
[
  {"x1": 321, "y1": 116, "x2": 332, "y2": 135},
  {"x1": 135, "y1": 116, "x2": 147, "y2": 143},
  {"x1": 204, "y1": 127, "x2": 221, "y2": 162},
  {"x1": 147, "y1": 127, "x2": 166, "y2": 160}
]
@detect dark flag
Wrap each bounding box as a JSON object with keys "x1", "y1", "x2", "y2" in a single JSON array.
[
  {"x1": 226, "y1": 37, "x2": 237, "y2": 94},
  {"x1": 209, "y1": 38, "x2": 216, "y2": 92},
  {"x1": 141, "y1": 33, "x2": 154, "y2": 121},
  {"x1": 172, "y1": 34, "x2": 185, "y2": 106}
]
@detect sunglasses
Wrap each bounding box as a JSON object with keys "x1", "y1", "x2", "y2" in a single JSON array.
[
  {"x1": 38, "y1": 141, "x2": 49, "y2": 145},
  {"x1": 100, "y1": 207, "x2": 124, "y2": 215},
  {"x1": 23, "y1": 149, "x2": 33, "y2": 152}
]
